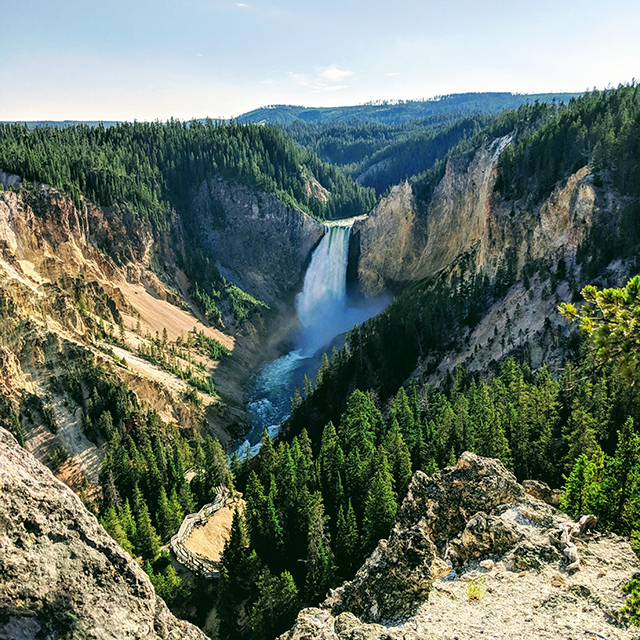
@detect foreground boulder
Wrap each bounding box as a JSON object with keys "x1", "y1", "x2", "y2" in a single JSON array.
[
  {"x1": 0, "y1": 427, "x2": 207, "y2": 640},
  {"x1": 281, "y1": 452, "x2": 640, "y2": 639}
]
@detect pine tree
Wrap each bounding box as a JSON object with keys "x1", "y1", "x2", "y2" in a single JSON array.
[
  {"x1": 389, "y1": 387, "x2": 419, "y2": 458},
  {"x1": 155, "y1": 486, "x2": 175, "y2": 542},
  {"x1": 385, "y1": 419, "x2": 413, "y2": 497},
  {"x1": 230, "y1": 451, "x2": 242, "y2": 486},
  {"x1": 604, "y1": 417, "x2": 640, "y2": 532},
  {"x1": 135, "y1": 498, "x2": 161, "y2": 560},
  {"x1": 561, "y1": 451, "x2": 604, "y2": 519},
  {"x1": 294, "y1": 428, "x2": 315, "y2": 488},
  {"x1": 361, "y1": 448, "x2": 397, "y2": 555},
  {"x1": 205, "y1": 436, "x2": 233, "y2": 491},
  {"x1": 563, "y1": 405, "x2": 600, "y2": 471},
  {"x1": 318, "y1": 421, "x2": 345, "y2": 517},
  {"x1": 120, "y1": 498, "x2": 138, "y2": 548},
  {"x1": 257, "y1": 429, "x2": 277, "y2": 487},
  {"x1": 250, "y1": 569, "x2": 299, "y2": 640},
  {"x1": 338, "y1": 389, "x2": 379, "y2": 457},
  {"x1": 304, "y1": 491, "x2": 334, "y2": 602},
  {"x1": 97, "y1": 410, "x2": 114, "y2": 440},
  {"x1": 335, "y1": 499, "x2": 359, "y2": 576},
  {"x1": 100, "y1": 505, "x2": 133, "y2": 554},
  {"x1": 316, "y1": 353, "x2": 330, "y2": 388},
  {"x1": 221, "y1": 507, "x2": 250, "y2": 575},
  {"x1": 245, "y1": 472, "x2": 284, "y2": 564}
]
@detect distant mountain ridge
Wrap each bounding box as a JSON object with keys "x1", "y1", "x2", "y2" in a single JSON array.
[
  {"x1": 0, "y1": 120, "x2": 120, "y2": 129},
  {"x1": 237, "y1": 92, "x2": 582, "y2": 125}
]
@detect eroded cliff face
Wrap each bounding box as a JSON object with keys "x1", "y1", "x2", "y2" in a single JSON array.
[
  {"x1": 0, "y1": 176, "x2": 324, "y2": 492},
  {"x1": 352, "y1": 135, "x2": 632, "y2": 381},
  {"x1": 190, "y1": 176, "x2": 325, "y2": 307},
  {"x1": 0, "y1": 427, "x2": 208, "y2": 640},
  {"x1": 352, "y1": 136, "x2": 612, "y2": 296},
  {"x1": 353, "y1": 136, "x2": 512, "y2": 296},
  {"x1": 281, "y1": 453, "x2": 640, "y2": 640}
]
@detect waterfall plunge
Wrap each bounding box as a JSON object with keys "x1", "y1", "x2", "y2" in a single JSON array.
[
  {"x1": 237, "y1": 224, "x2": 389, "y2": 457},
  {"x1": 295, "y1": 225, "x2": 351, "y2": 356}
]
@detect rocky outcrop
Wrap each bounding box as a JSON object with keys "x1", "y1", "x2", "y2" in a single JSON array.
[
  {"x1": 281, "y1": 453, "x2": 640, "y2": 640},
  {"x1": 191, "y1": 176, "x2": 325, "y2": 306},
  {"x1": 352, "y1": 136, "x2": 620, "y2": 299},
  {"x1": 0, "y1": 427, "x2": 207, "y2": 639},
  {"x1": 353, "y1": 137, "x2": 512, "y2": 296},
  {"x1": 338, "y1": 519, "x2": 438, "y2": 622}
]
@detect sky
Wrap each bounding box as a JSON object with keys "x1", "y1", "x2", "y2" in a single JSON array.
[{"x1": 1, "y1": 0, "x2": 639, "y2": 121}]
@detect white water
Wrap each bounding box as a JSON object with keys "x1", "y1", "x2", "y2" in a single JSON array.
[
  {"x1": 296, "y1": 225, "x2": 351, "y2": 356},
  {"x1": 235, "y1": 224, "x2": 390, "y2": 458}
]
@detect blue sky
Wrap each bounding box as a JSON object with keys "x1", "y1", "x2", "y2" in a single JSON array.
[{"x1": 2, "y1": 0, "x2": 639, "y2": 120}]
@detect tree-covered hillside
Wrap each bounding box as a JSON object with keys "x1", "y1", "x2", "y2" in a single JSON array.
[
  {"x1": 495, "y1": 83, "x2": 640, "y2": 204},
  {"x1": 0, "y1": 119, "x2": 376, "y2": 225},
  {"x1": 237, "y1": 92, "x2": 581, "y2": 126},
  {"x1": 280, "y1": 114, "x2": 491, "y2": 195},
  {"x1": 243, "y1": 93, "x2": 582, "y2": 196}
]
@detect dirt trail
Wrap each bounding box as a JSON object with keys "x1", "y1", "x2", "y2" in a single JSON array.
[{"x1": 183, "y1": 500, "x2": 245, "y2": 563}]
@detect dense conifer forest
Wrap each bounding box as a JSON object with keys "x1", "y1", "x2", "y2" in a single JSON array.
[{"x1": 0, "y1": 119, "x2": 376, "y2": 225}]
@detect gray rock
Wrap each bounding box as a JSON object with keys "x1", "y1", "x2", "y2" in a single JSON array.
[
  {"x1": 0, "y1": 170, "x2": 21, "y2": 190},
  {"x1": 523, "y1": 479, "x2": 562, "y2": 507},
  {"x1": 449, "y1": 511, "x2": 522, "y2": 563},
  {"x1": 400, "y1": 452, "x2": 525, "y2": 546},
  {"x1": 0, "y1": 427, "x2": 207, "y2": 640},
  {"x1": 337, "y1": 518, "x2": 437, "y2": 622}
]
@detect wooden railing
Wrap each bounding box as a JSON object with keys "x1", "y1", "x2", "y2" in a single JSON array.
[{"x1": 170, "y1": 485, "x2": 229, "y2": 579}]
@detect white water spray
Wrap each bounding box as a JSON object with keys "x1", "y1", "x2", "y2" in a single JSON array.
[{"x1": 295, "y1": 225, "x2": 351, "y2": 355}]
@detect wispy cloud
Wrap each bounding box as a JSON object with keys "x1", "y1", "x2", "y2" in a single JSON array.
[
  {"x1": 196, "y1": 53, "x2": 203, "y2": 57},
  {"x1": 318, "y1": 65, "x2": 354, "y2": 82},
  {"x1": 236, "y1": 3, "x2": 247, "y2": 7},
  {"x1": 285, "y1": 65, "x2": 353, "y2": 93},
  {"x1": 385, "y1": 72, "x2": 401, "y2": 76}
]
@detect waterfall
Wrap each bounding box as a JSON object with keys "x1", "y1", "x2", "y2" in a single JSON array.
[
  {"x1": 235, "y1": 223, "x2": 390, "y2": 458},
  {"x1": 295, "y1": 225, "x2": 351, "y2": 356}
]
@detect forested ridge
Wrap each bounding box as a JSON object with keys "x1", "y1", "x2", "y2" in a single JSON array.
[
  {"x1": 0, "y1": 119, "x2": 376, "y2": 225},
  {"x1": 281, "y1": 114, "x2": 491, "y2": 195},
  {"x1": 237, "y1": 92, "x2": 580, "y2": 126},
  {"x1": 495, "y1": 83, "x2": 640, "y2": 203}
]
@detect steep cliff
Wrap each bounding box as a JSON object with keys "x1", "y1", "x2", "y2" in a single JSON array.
[
  {"x1": 190, "y1": 176, "x2": 324, "y2": 307},
  {"x1": 280, "y1": 453, "x2": 640, "y2": 640},
  {"x1": 0, "y1": 426, "x2": 208, "y2": 640},
  {"x1": 350, "y1": 130, "x2": 632, "y2": 381},
  {"x1": 0, "y1": 174, "x2": 324, "y2": 490}
]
